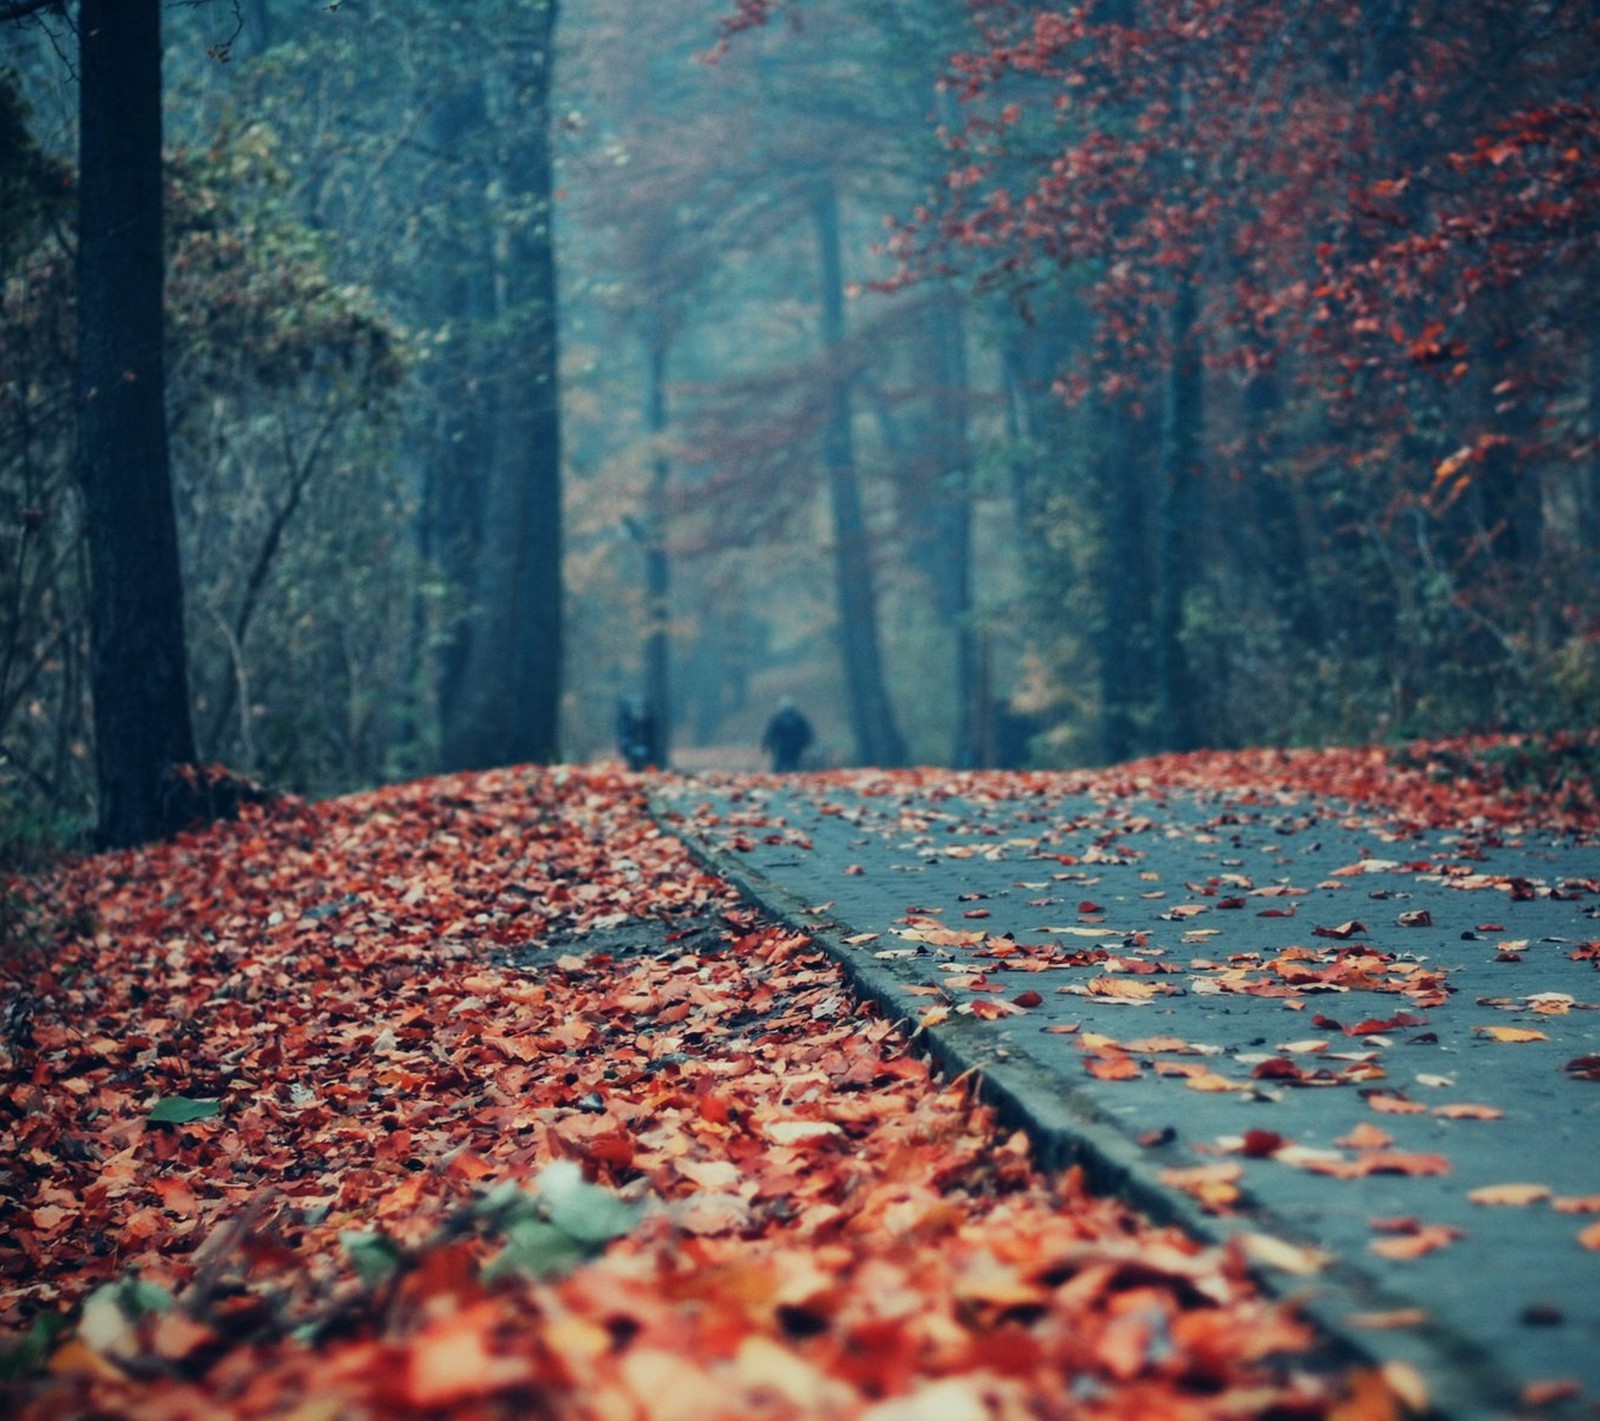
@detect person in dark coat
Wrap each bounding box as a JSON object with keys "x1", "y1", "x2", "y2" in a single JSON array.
[
  {"x1": 616, "y1": 696, "x2": 655, "y2": 771},
  {"x1": 761, "y1": 697, "x2": 813, "y2": 772}
]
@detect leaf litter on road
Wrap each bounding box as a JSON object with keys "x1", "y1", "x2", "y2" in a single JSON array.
[{"x1": 3, "y1": 765, "x2": 1359, "y2": 1419}]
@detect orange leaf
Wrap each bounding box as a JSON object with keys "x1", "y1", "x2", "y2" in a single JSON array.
[
  {"x1": 1085, "y1": 1054, "x2": 1141, "y2": 1081},
  {"x1": 1368, "y1": 1224, "x2": 1463, "y2": 1260},
  {"x1": 1467, "y1": 1182, "x2": 1550, "y2": 1207},
  {"x1": 1431, "y1": 1102, "x2": 1502, "y2": 1120},
  {"x1": 1473, "y1": 1025, "x2": 1548, "y2": 1043}
]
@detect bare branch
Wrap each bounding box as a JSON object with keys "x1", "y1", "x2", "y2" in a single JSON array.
[{"x1": 0, "y1": 0, "x2": 63, "y2": 25}]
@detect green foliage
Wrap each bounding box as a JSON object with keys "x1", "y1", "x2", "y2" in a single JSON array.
[
  {"x1": 338, "y1": 1230, "x2": 405, "y2": 1288},
  {"x1": 145, "y1": 1096, "x2": 224, "y2": 1125},
  {"x1": 479, "y1": 1162, "x2": 641, "y2": 1282}
]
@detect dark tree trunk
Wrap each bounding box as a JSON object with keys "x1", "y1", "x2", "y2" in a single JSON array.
[
  {"x1": 928, "y1": 295, "x2": 976, "y2": 766},
  {"x1": 441, "y1": 3, "x2": 562, "y2": 770},
  {"x1": 1243, "y1": 350, "x2": 1322, "y2": 648},
  {"x1": 240, "y1": 0, "x2": 271, "y2": 56},
  {"x1": 643, "y1": 336, "x2": 671, "y2": 768},
  {"x1": 1153, "y1": 271, "x2": 1201, "y2": 752},
  {"x1": 811, "y1": 174, "x2": 905, "y2": 767},
  {"x1": 1094, "y1": 396, "x2": 1151, "y2": 765},
  {"x1": 1587, "y1": 313, "x2": 1600, "y2": 553},
  {"x1": 77, "y1": 0, "x2": 198, "y2": 847},
  {"x1": 427, "y1": 78, "x2": 497, "y2": 754}
]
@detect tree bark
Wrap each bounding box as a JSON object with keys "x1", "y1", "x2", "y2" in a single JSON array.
[
  {"x1": 1153, "y1": 271, "x2": 1201, "y2": 752},
  {"x1": 1094, "y1": 395, "x2": 1151, "y2": 765},
  {"x1": 929, "y1": 295, "x2": 976, "y2": 766},
  {"x1": 643, "y1": 335, "x2": 671, "y2": 767},
  {"x1": 440, "y1": 2, "x2": 562, "y2": 770},
  {"x1": 811, "y1": 173, "x2": 905, "y2": 767},
  {"x1": 77, "y1": 0, "x2": 199, "y2": 847}
]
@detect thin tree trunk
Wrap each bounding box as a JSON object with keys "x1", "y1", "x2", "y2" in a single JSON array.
[
  {"x1": 1094, "y1": 395, "x2": 1150, "y2": 765},
  {"x1": 1153, "y1": 271, "x2": 1201, "y2": 752},
  {"x1": 77, "y1": 0, "x2": 198, "y2": 847},
  {"x1": 427, "y1": 79, "x2": 496, "y2": 754},
  {"x1": 812, "y1": 173, "x2": 905, "y2": 767},
  {"x1": 643, "y1": 335, "x2": 671, "y2": 767},
  {"x1": 929, "y1": 295, "x2": 976, "y2": 766}
]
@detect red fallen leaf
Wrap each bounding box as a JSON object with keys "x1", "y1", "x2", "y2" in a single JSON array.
[
  {"x1": 1305, "y1": 1151, "x2": 1451, "y2": 1179},
  {"x1": 1562, "y1": 1055, "x2": 1600, "y2": 1080},
  {"x1": 1477, "y1": 922, "x2": 1505, "y2": 932},
  {"x1": 400, "y1": 1300, "x2": 537, "y2": 1407},
  {"x1": 1312, "y1": 1013, "x2": 1345, "y2": 1031},
  {"x1": 843, "y1": 864, "x2": 865, "y2": 875},
  {"x1": 1241, "y1": 1129, "x2": 1286, "y2": 1158},
  {"x1": 1077, "y1": 900, "x2": 1104, "y2": 914},
  {"x1": 1364, "y1": 1091, "x2": 1429, "y2": 1115},
  {"x1": 1432, "y1": 1102, "x2": 1503, "y2": 1120},
  {"x1": 1579, "y1": 1222, "x2": 1600, "y2": 1250},
  {"x1": 1368, "y1": 1222, "x2": 1463, "y2": 1260},
  {"x1": 1551, "y1": 1194, "x2": 1600, "y2": 1213},
  {"x1": 1085, "y1": 1054, "x2": 1141, "y2": 1081},
  {"x1": 1344, "y1": 1011, "x2": 1427, "y2": 1036},
  {"x1": 1160, "y1": 1162, "x2": 1243, "y2": 1211},
  {"x1": 1216, "y1": 896, "x2": 1247, "y2": 910},
  {"x1": 1011, "y1": 990, "x2": 1044, "y2": 1008},
  {"x1": 1251, "y1": 1058, "x2": 1305, "y2": 1081},
  {"x1": 1257, "y1": 906, "x2": 1297, "y2": 917},
  {"x1": 1336, "y1": 1122, "x2": 1393, "y2": 1150},
  {"x1": 962, "y1": 908, "x2": 991, "y2": 919},
  {"x1": 967, "y1": 997, "x2": 1026, "y2": 1019},
  {"x1": 1345, "y1": 1308, "x2": 1431, "y2": 1330},
  {"x1": 1523, "y1": 1381, "x2": 1585, "y2": 1408},
  {"x1": 1313, "y1": 920, "x2": 1368, "y2": 939}
]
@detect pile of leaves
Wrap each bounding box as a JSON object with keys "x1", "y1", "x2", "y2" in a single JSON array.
[{"x1": 0, "y1": 763, "x2": 1374, "y2": 1419}]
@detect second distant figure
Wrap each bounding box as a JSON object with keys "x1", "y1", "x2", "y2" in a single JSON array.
[{"x1": 761, "y1": 697, "x2": 813, "y2": 773}]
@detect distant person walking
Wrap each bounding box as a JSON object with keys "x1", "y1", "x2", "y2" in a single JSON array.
[
  {"x1": 761, "y1": 697, "x2": 814, "y2": 773},
  {"x1": 616, "y1": 696, "x2": 656, "y2": 771}
]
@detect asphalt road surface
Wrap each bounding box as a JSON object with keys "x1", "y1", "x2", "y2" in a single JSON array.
[{"x1": 656, "y1": 771, "x2": 1600, "y2": 1421}]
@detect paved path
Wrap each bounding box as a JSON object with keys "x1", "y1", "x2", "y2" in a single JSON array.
[{"x1": 655, "y1": 772, "x2": 1600, "y2": 1421}]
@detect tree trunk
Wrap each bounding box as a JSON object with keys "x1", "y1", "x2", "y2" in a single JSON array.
[
  {"x1": 811, "y1": 173, "x2": 905, "y2": 767},
  {"x1": 441, "y1": 3, "x2": 562, "y2": 770},
  {"x1": 1587, "y1": 312, "x2": 1600, "y2": 553},
  {"x1": 1094, "y1": 395, "x2": 1151, "y2": 765},
  {"x1": 929, "y1": 295, "x2": 976, "y2": 766},
  {"x1": 427, "y1": 78, "x2": 497, "y2": 757},
  {"x1": 77, "y1": 0, "x2": 198, "y2": 847},
  {"x1": 1243, "y1": 347, "x2": 1322, "y2": 648},
  {"x1": 1153, "y1": 271, "x2": 1201, "y2": 752},
  {"x1": 643, "y1": 335, "x2": 671, "y2": 767}
]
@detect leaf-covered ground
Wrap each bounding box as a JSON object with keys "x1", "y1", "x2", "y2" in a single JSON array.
[{"x1": 3, "y1": 739, "x2": 1594, "y2": 1418}]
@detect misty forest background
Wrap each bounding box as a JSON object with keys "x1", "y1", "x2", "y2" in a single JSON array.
[{"x1": 2, "y1": 0, "x2": 1598, "y2": 844}]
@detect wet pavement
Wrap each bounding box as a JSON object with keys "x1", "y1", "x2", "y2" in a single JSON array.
[{"x1": 655, "y1": 772, "x2": 1600, "y2": 1420}]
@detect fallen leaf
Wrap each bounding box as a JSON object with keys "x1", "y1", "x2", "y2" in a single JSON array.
[
  {"x1": 1473, "y1": 1025, "x2": 1548, "y2": 1043},
  {"x1": 1369, "y1": 1224, "x2": 1463, "y2": 1260},
  {"x1": 1344, "y1": 1308, "x2": 1430, "y2": 1330},
  {"x1": 763, "y1": 1120, "x2": 845, "y2": 1146},
  {"x1": 1466, "y1": 1183, "x2": 1551, "y2": 1206},
  {"x1": 1240, "y1": 1232, "x2": 1332, "y2": 1275}
]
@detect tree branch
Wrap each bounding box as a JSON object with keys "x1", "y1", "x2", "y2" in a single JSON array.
[{"x1": 0, "y1": 0, "x2": 63, "y2": 24}]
